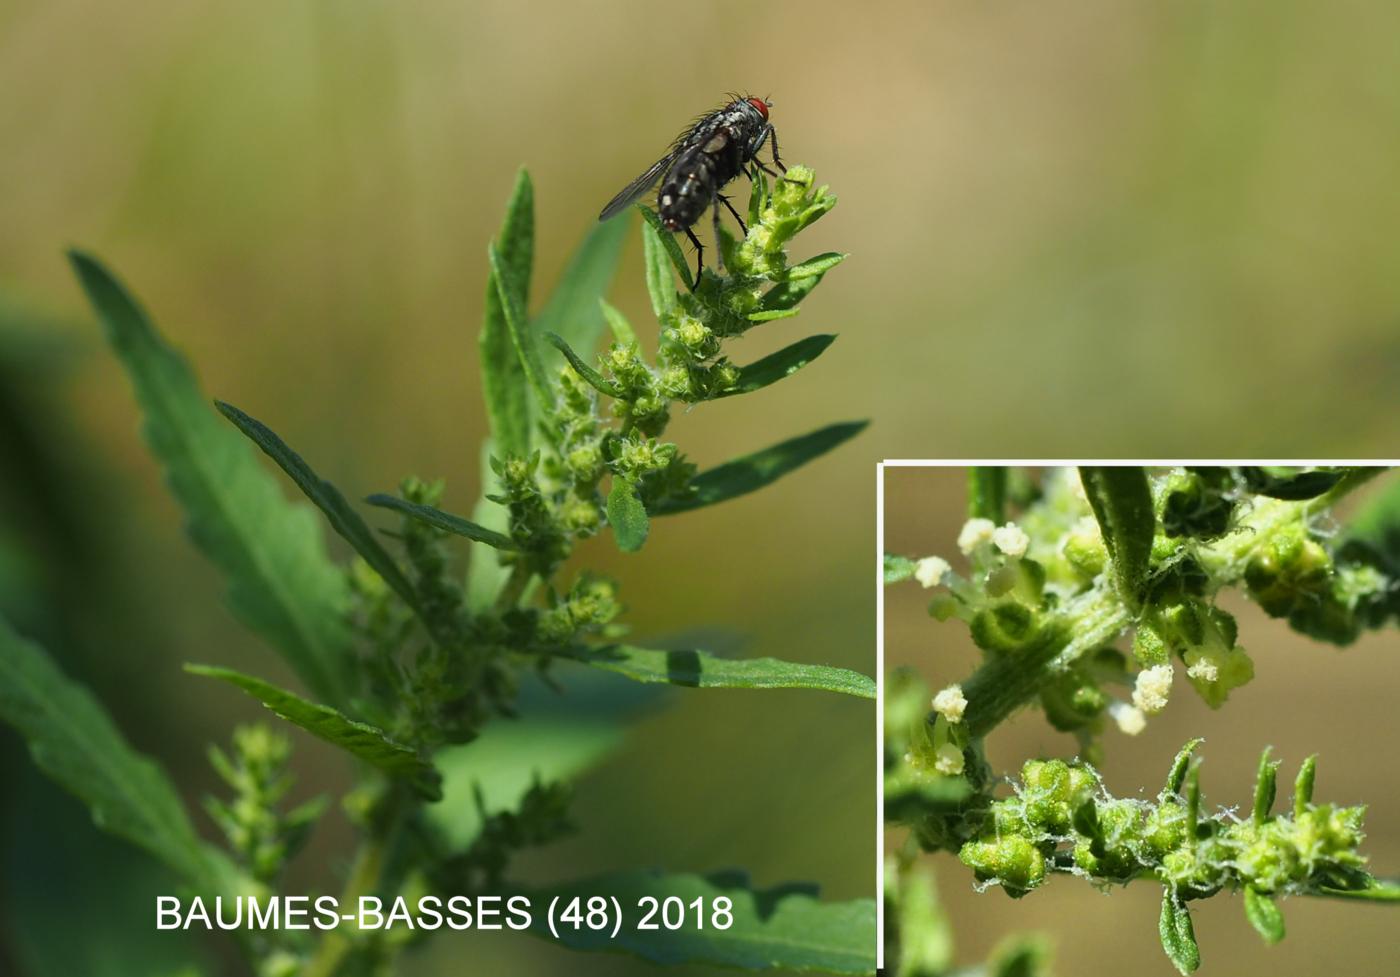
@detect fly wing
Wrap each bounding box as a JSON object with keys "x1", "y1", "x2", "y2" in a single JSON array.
[{"x1": 598, "y1": 150, "x2": 675, "y2": 222}]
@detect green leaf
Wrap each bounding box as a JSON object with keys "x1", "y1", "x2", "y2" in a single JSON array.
[
  {"x1": 544, "y1": 332, "x2": 624, "y2": 397},
  {"x1": 364, "y1": 494, "x2": 518, "y2": 550},
  {"x1": 716, "y1": 335, "x2": 835, "y2": 398},
  {"x1": 640, "y1": 206, "x2": 693, "y2": 291},
  {"x1": 968, "y1": 467, "x2": 1007, "y2": 522},
  {"x1": 641, "y1": 215, "x2": 682, "y2": 318},
  {"x1": 569, "y1": 644, "x2": 875, "y2": 698},
  {"x1": 0, "y1": 617, "x2": 239, "y2": 894},
  {"x1": 784, "y1": 252, "x2": 846, "y2": 280},
  {"x1": 185, "y1": 665, "x2": 441, "y2": 801},
  {"x1": 533, "y1": 215, "x2": 630, "y2": 368},
  {"x1": 466, "y1": 439, "x2": 511, "y2": 613},
  {"x1": 607, "y1": 479, "x2": 650, "y2": 553},
  {"x1": 1164, "y1": 739, "x2": 1203, "y2": 796},
  {"x1": 528, "y1": 869, "x2": 876, "y2": 974},
  {"x1": 489, "y1": 244, "x2": 555, "y2": 418},
  {"x1": 1243, "y1": 886, "x2": 1285, "y2": 944},
  {"x1": 1158, "y1": 890, "x2": 1201, "y2": 975},
  {"x1": 479, "y1": 170, "x2": 535, "y2": 459},
  {"x1": 600, "y1": 299, "x2": 637, "y2": 347},
  {"x1": 1252, "y1": 746, "x2": 1279, "y2": 824},
  {"x1": 1078, "y1": 466, "x2": 1156, "y2": 610},
  {"x1": 883, "y1": 554, "x2": 918, "y2": 585},
  {"x1": 651, "y1": 421, "x2": 868, "y2": 516},
  {"x1": 214, "y1": 401, "x2": 420, "y2": 612},
  {"x1": 69, "y1": 250, "x2": 352, "y2": 706},
  {"x1": 759, "y1": 274, "x2": 823, "y2": 314}
]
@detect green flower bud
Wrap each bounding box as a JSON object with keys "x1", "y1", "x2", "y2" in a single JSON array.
[
  {"x1": 1245, "y1": 528, "x2": 1333, "y2": 617},
  {"x1": 1062, "y1": 520, "x2": 1107, "y2": 579},
  {"x1": 959, "y1": 835, "x2": 1047, "y2": 897},
  {"x1": 970, "y1": 601, "x2": 1038, "y2": 652}
]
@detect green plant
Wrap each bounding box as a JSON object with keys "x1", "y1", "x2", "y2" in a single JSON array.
[
  {"x1": 0, "y1": 166, "x2": 877, "y2": 975},
  {"x1": 884, "y1": 466, "x2": 1400, "y2": 975}
]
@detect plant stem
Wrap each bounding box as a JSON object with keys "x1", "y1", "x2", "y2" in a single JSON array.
[
  {"x1": 493, "y1": 562, "x2": 533, "y2": 613},
  {"x1": 303, "y1": 798, "x2": 407, "y2": 977}
]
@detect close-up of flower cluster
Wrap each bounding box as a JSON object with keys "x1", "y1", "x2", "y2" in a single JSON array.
[{"x1": 884, "y1": 467, "x2": 1400, "y2": 974}]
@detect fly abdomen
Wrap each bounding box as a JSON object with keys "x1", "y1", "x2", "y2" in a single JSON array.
[{"x1": 658, "y1": 149, "x2": 719, "y2": 232}]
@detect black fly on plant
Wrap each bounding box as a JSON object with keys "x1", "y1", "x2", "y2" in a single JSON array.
[{"x1": 598, "y1": 94, "x2": 786, "y2": 286}]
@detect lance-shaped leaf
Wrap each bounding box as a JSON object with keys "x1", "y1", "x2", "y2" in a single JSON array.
[
  {"x1": 214, "y1": 401, "x2": 420, "y2": 612},
  {"x1": 544, "y1": 332, "x2": 624, "y2": 397},
  {"x1": 69, "y1": 250, "x2": 352, "y2": 706},
  {"x1": 186, "y1": 665, "x2": 441, "y2": 801},
  {"x1": 607, "y1": 478, "x2": 650, "y2": 553},
  {"x1": 1079, "y1": 466, "x2": 1156, "y2": 611},
  {"x1": 527, "y1": 869, "x2": 876, "y2": 974},
  {"x1": 1243, "y1": 886, "x2": 1285, "y2": 944},
  {"x1": 784, "y1": 252, "x2": 846, "y2": 281},
  {"x1": 479, "y1": 169, "x2": 535, "y2": 458},
  {"x1": 0, "y1": 617, "x2": 241, "y2": 895},
  {"x1": 639, "y1": 206, "x2": 693, "y2": 291},
  {"x1": 533, "y1": 215, "x2": 629, "y2": 369},
  {"x1": 712, "y1": 335, "x2": 836, "y2": 399},
  {"x1": 365, "y1": 493, "x2": 518, "y2": 550},
  {"x1": 640, "y1": 215, "x2": 682, "y2": 319},
  {"x1": 568, "y1": 644, "x2": 875, "y2": 699},
  {"x1": 1158, "y1": 890, "x2": 1201, "y2": 975},
  {"x1": 650, "y1": 421, "x2": 868, "y2": 516},
  {"x1": 489, "y1": 244, "x2": 555, "y2": 417}
]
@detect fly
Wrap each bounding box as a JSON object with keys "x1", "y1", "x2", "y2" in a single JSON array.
[{"x1": 598, "y1": 94, "x2": 786, "y2": 286}]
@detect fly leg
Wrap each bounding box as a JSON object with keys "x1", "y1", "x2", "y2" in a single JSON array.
[
  {"x1": 712, "y1": 196, "x2": 726, "y2": 273},
  {"x1": 749, "y1": 124, "x2": 796, "y2": 208},
  {"x1": 717, "y1": 193, "x2": 747, "y2": 236},
  {"x1": 768, "y1": 123, "x2": 788, "y2": 175},
  {"x1": 683, "y1": 225, "x2": 704, "y2": 291}
]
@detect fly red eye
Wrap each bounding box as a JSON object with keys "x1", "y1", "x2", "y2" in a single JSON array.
[{"x1": 747, "y1": 97, "x2": 769, "y2": 120}]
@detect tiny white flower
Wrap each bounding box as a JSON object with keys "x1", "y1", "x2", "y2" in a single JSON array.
[
  {"x1": 933, "y1": 743, "x2": 965, "y2": 776},
  {"x1": 992, "y1": 523, "x2": 1030, "y2": 558},
  {"x1": 931, "y1": 684, "x2": 968, "y2": 724},
  {"x1": 914, "y1": 556, "x2": 951, "y2": 589},
  {"x1": 1186, "y1": 658, "x2": 1219, "y2": 683},
  {"x1": 1108, "y1": 701, "x2": 1147, "y2": 736},
  {"x1": 957, "y1": 518, "x2": 996, "y2": 555},
  {"x1": 1132, "y1": 665, "x2": 1174, "y2": 714}
]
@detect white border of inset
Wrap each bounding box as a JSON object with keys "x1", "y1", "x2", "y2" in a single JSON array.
[{"x1": 874, "y1": 459, "x2": 1397, "y2": 973}]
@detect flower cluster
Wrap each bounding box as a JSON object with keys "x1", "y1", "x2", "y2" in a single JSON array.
[
  {"x1": 205, "y1": 725, "x2": 325, "y2": 885},
  {"x1": 957, "y1": 743, "x2": 1368, "y2": 908}
]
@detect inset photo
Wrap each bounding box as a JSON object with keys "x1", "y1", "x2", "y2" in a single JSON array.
[{"x1": 880, "y1": 465, "x2": 1400, "y2": 977}]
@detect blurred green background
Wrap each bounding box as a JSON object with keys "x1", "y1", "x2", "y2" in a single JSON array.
[
  {"x1": 1, "y1": 0, "x2": 1398, "y2": 973},
  {"x1": 884, "y1": 467, "x2": 1400, "y2": 976}
]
